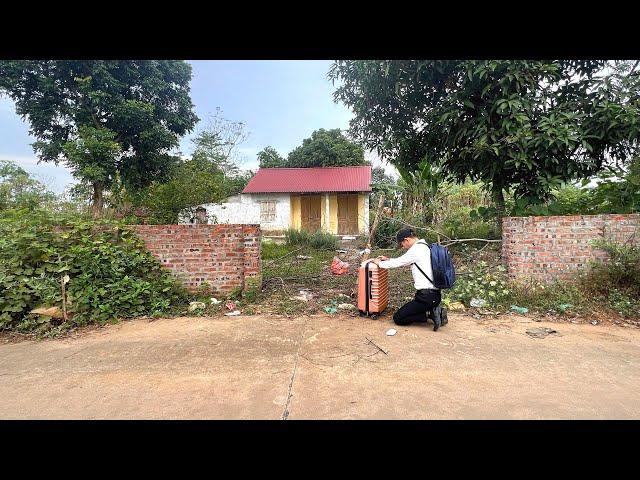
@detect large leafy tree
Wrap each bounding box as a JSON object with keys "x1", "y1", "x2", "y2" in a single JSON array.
[
  {"x1": 137, "y1": 156, "x2": 226, "y2": 224},
  {"x1": 191, "y1": 108, "x2": 249, "y2": 180},
  {"x1": 257, "y1": 146, "x2": 286, "y2": 168},
  {"x1": 286, "y1": 128, "x2": 368, "y2": 167},
  {"x1": 0, "y1": 160, "x2": 55, "y2": 211},
  {"x1": 329, "y1": 60, "x2": 640, "y2": 216},
  {"x1": 0, "y1": 60, "x2": 199, "y2": 217}
]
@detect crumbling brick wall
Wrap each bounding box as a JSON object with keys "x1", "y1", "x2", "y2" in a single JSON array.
[
  {"x1": 128, "y1": 224, "x2": 261, "y2": 294},
  {"x1": 502, "y1": 214, "x2": 640, "y2": 283}
]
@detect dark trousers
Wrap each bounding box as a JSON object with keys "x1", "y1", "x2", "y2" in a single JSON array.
[{"x1": 393, "y1": 289, "x2": 442, "y2": 326}]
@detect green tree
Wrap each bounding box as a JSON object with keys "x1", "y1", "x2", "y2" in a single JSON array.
[
  {"x1": 0, "y1": 160, "x2": 55, "y2": 211},
  {"x1": 257, "y1": 146, "x2": 286, "y2": 168},
  {"x1": 286, "y1": 128, "x2": 368, "y2": 167},
  {"x1": 191, "y1": 108, "x2": 249, "y2": 180},
  {"x1": 329, "y1": 60, "x2": 640, "y2": 218},
  {"x1": 0, "y1": 60, "x2": 199, "y2": 217},
  {"x1": 138, "y1": 156, "x2": 226, "y2": 224}
]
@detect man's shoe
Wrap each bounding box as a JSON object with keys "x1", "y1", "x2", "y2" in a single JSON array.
[{"x1": 432, "y1": 306, "x2": 442, "y2": 332}]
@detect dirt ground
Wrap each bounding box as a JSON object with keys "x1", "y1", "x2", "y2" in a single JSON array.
[{"x1": 1, "y1": 313, "x2": 639, "y2": 419}]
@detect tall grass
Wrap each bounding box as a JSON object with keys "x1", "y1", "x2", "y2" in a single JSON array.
[{"x1": 285, "y1": 228, "x2": 338, "y2": 250}]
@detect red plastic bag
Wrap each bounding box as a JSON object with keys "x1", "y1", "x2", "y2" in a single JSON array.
[{"x1": 331, "y1": 256, "x2": 349, "y2": 275}]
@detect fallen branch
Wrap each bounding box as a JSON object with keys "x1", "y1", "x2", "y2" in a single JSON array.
[
  {"x1": 263, "y1": 246, "x2": 304, "y2": 265},
  {"x1": 379, "y1": 215, "x2": 453, "y2": 242},
  {"x1": 365, "y1": 336, "x2": 388, "y2": 355},
  {"x1": 442, "y1": 238, "x2": 502, "y2": 247}
]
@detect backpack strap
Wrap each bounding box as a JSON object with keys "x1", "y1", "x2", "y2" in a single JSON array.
[{"x1": 413, "y1": 241, "x2": 435, "y2": 286}]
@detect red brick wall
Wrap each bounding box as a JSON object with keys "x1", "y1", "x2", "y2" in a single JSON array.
[
  {"x1": 128, "y1": 224, "x2": 261, "y2": 294},
  {"x1": 502, "y1": 214, "x2": 640, "y2": 282}
]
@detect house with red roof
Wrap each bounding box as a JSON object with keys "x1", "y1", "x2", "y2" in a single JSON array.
[{"x1": 182, "y1": 166, "x2": 372, "y2": 239}]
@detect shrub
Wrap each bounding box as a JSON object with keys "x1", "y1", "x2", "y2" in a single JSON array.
[
  {"x1": 285, "y1": 228, "x2": 311, "y2": 246},
  {"x1": 444, "y1": 261, "x2": 511, "y2": 307},
  {"x1": 0, "y1": 209, "x2": 188, "y2": 333},
  {"x1": 586, "y1": 239, "x2": 640, "y2": 295},
  {"x1": 285, "y1": 228, "x2": 338, "y2": 250}
]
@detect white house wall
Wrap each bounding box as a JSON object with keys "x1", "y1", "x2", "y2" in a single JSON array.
[{"x1": 180, "y1": 193, "x2": 291, "y2": 231}]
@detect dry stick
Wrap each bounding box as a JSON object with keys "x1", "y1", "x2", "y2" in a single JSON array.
[
  {"x1": 442, "y1": 238, "x2": 503, "y2": 246},
  {"x1": 61, "y1": 277, "x2": 68, "y2": 322},
  {"x1": 365, "y1": 336, "x2": 388, "y2": 355},
  {"x1": 380, "y1": 214, "x2": 453, "y2": 242},
  {"x1": 364, "y1": 194, "x2": 386, "y2": 260},
  {"x1": 263, "y1": 246, "x2": 304, "y2": 265}
]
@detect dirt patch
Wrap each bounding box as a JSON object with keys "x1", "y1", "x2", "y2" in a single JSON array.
[{"x1": 2, "y1": 313, "x2": 640, "y2": 419}]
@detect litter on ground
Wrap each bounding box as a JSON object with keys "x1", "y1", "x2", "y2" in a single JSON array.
[
  {"x1": 386, "y1": 328, "x2": 397, "y2": 336},
  {"x1": 330, "y1": 256, "x2": 349, "y2": 275},
  {"x1": 337, "y1": 303, "x2": 357, "y2": 310},
  {"x1": 526, "y1": 327, "x2": 558, "y2": 339},
  {"x1": 188, "y1": 301, "x2": 206, "y2": 312},
  {"x1": 470, "y1": 298, "x2": 487, "y2": 308},
  {"x1": 511, "y1": 305, "x2": 529, "y2": 314},
  {"x1": 225, "y1": 310, "x2": 241, "y2": 316}
]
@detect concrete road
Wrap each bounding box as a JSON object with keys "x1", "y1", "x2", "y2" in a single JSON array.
[{"x1": 1, "y1": 314, "x2": 639, "y2": 419}]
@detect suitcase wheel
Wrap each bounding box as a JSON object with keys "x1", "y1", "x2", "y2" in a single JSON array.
[{"x1": 370, "y1": 314, "x2": 379, "y2": 320}]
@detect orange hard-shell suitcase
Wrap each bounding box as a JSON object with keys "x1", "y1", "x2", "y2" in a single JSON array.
[{"x1": 357, "y1": 260, "x2": 389, "y2": 319}]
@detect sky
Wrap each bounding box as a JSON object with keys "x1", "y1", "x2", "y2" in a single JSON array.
[{"x1": 0, "y1": 60, "x2": 397, "y2": 193}]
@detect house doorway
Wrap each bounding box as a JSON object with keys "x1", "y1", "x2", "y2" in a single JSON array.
[
  {"x1": 300, "y1": 195, "x2": 322, "y2": 232},
  {"x1": 337, "y1": 194, "x2": 358, "y2": 235}
]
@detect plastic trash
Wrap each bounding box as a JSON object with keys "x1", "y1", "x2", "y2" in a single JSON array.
[
  {"x1": 337, "y1": 303, "x2": 357, "y2": 310},
  {"x1": 225, "y1": 300, "x2": 236, "y2": 311},
  {"x1": 359, "y1": 248, "x2": 371, "y2": 256},
  {"x1": 386, "y1": 328, "x2": 397, "y2": 336},
  {"x1": 188, "y1": 301, "x2": 206, "y2": 312},
  {"x1": 225, "y1": 310, "x2": 241, "y2": 316},
  {"x1": 210, "y1": 297, "x2": 221, "y2": 305},
  {"x1": 470, "y1": 298, "x2": 487, "y2": 308},
  {"x1": 324, "y1": 300, "x2": 338, "y2": 314},
  {"x1": 330, "y1": 256, "x2": 349, "y2": 275},
  {"x1": 557, "y1": 303, "x2": 572, "y2": 313},
  {"x1": 510, "y1": 305, "x2": 529, "y2": 314}
]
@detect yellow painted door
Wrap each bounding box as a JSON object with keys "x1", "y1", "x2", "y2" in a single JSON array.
[
  {"x1": 337, "y1": 194, "x2": 358, "y2": 235},
  {"x1": 301, "y1": 195, "x2": 321, "y2": 232}
]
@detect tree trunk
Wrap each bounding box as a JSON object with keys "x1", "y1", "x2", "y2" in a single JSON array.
[
  {"x1": 92, "y1": 182, "x2": 104, "y2": 219},
  {"x1": 492, "y1": 187, "x2": 505, "y2": 233}
]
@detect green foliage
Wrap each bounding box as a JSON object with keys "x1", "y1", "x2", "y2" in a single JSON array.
[
  {"x1": 261, "y1": 242, "x2": 296, "y2": 260},
  {"x1": 330, "y1": 60, "x2": 640, "y2": 209},
  {"x1": 606, "y1": 289, "x2": 640, "y2": 318},
  {"x1": 257, "y1": 146, "x2": 286, "y2": 168},
  {"x1": 286, "y1": 128, "x2": 368, "y2": 168},
  {"x1": 285, "y1": 228, "x2": 338, "y2": 250},
  {"x1": 136, "y1": 156, "x2": 226, "y2": 224},
  {"x1": 507, "y1": 279, "x2": 589, "y2": 315},
  {"x1": 0, "y1": 160, "x2": 56, "y2": 211},
  {"x1": 444, "y1": 261, "x2": 511, "y2": 307},
  {"x1": 0, "y1": 60, "x2": 199, "y2": 213},
  {"x1": 587, "y1": 239, "x2": 640, "y2": 297},
  {"x1": 0, "y1": 210, "x2": 188, "y2": 333},
  {"x1": 190, "y1": 109, "x2": 248, "y2": 182}
]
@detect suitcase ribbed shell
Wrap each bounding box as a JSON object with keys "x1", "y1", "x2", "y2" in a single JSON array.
[{"x1": 357, "y1": 260, "x2": 389, "y2": 316}]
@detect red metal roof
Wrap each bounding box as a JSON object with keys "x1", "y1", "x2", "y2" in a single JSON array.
[{"x1": 242, "y1": 166, "x2": 372, "y2": 193}]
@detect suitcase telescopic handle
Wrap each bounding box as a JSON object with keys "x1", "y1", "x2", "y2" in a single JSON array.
[{"x1": 369, "y1": 279, "x2": 373, "y2": 299}]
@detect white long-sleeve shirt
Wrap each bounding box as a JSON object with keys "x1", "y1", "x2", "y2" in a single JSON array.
[{"x1": 378, "y1": 239, "x2": 436, "y2": 290}]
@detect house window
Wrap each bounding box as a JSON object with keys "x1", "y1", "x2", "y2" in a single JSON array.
[{"x1": 260, "y1": 200, "x2": 277, "y2": 222}]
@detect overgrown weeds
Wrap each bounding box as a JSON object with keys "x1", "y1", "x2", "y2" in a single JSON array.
[
  {"x1": 0, "y1": 209, "x2": 190, "y2": 335},
  {"x1": 285, "y1": 228, "x2": 338, "y2": 250}
]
